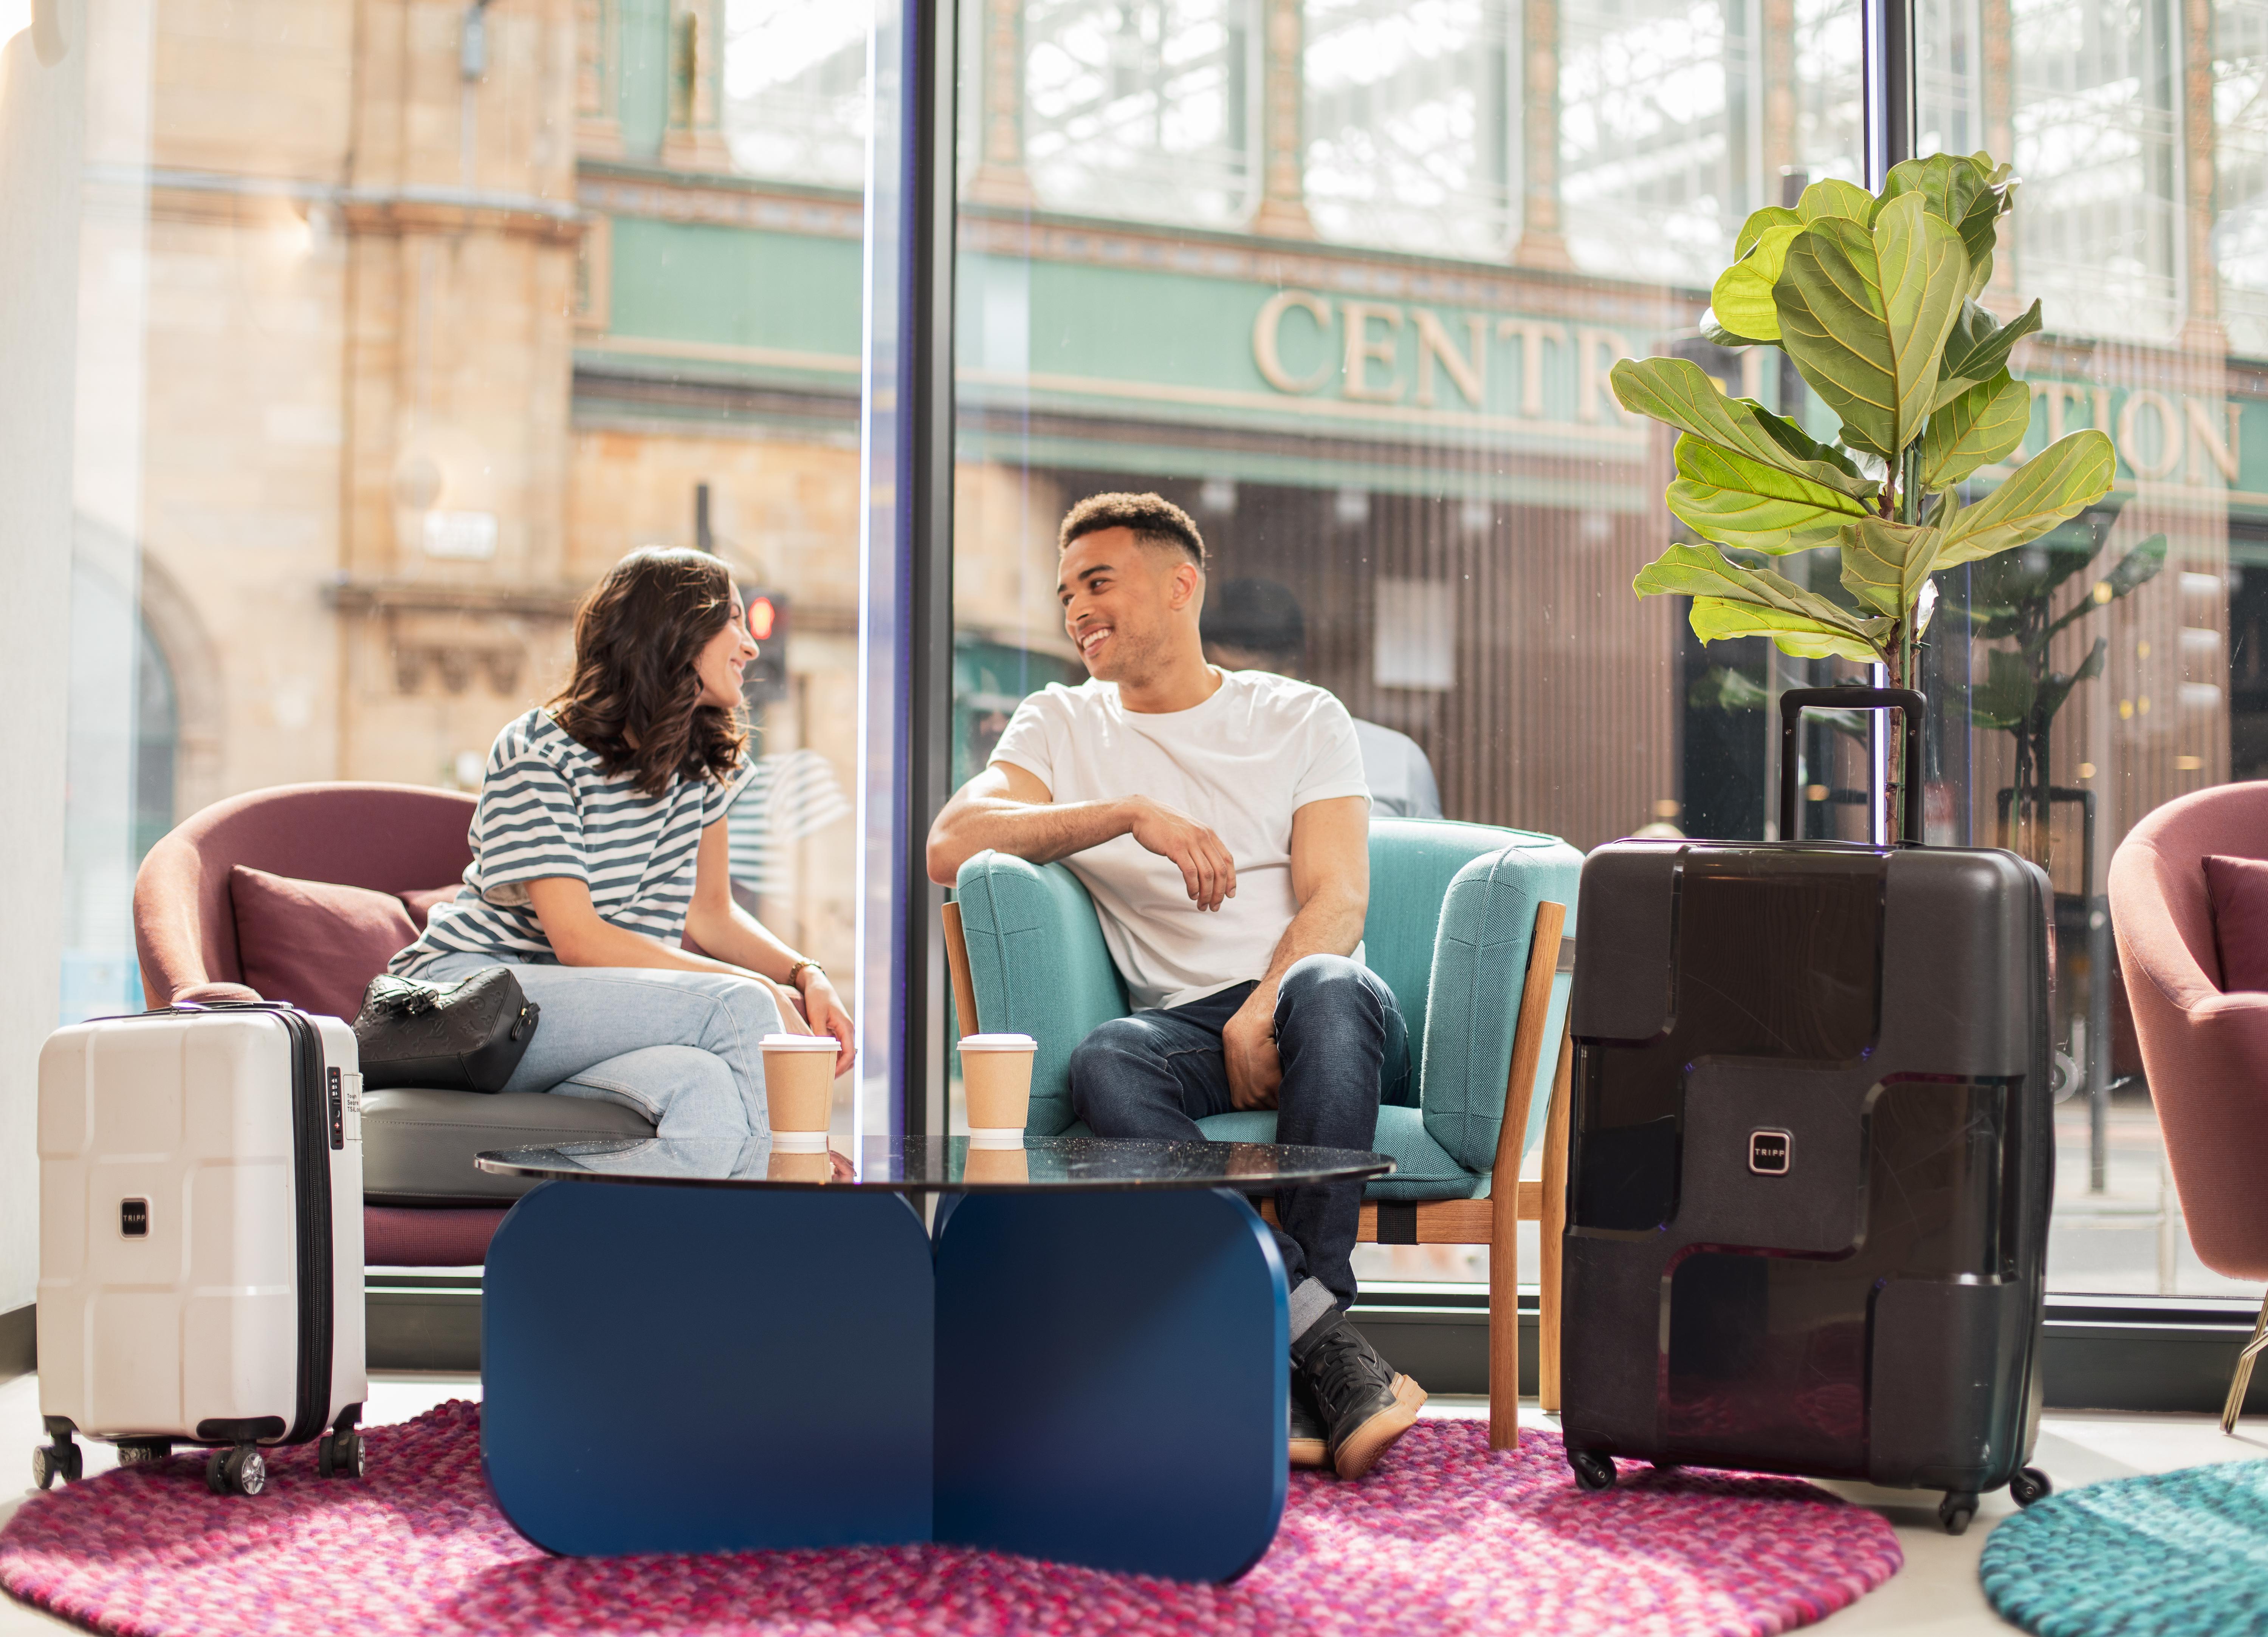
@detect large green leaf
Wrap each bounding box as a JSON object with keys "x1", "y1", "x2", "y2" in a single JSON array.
[
  {"x1": 1883, "y1": 153, "x2": 2013, "y2": 294},
  {"x1": 1919, "y1": 370, "x2": 2031, "y2": 489},
  {"x1": 1883, "y1": 153, "x2": 1990, "y2": 227},
  {"x1": 1775, "y1": 194, "x2": 1970, "y2": 460},
  {"x1": 1935, "y1": 430, "x2": 2118, "y2": 568},
  {"x1": 1668, "y1": 435, "x2": 1870, "y2": 552},
  {"x1": 1689, "y1": 599, "x2": 1884, "y2": 662},
  {"x1": 1710, "y1": 224, "x2": 1803, "y2": 343},
  {"x1": 1840, "y1": 516, "x2": 1943, "y2": 619},
  {"x1": 1797, "y1": 178, "x2": 1876, "y2": 225},
  {"x1": 1610, "y1": 356, "x2": 1879, "y2": 498},
  {"x1": 1634, "y1": 542, "x2": 1891, "y2": 664},
  {"x1": 1934, "y1": 299, "x2": 2043, "y2": 407},
  {"x1": 1735, "y1": 205, "x2": 1804, "y2": 258}
]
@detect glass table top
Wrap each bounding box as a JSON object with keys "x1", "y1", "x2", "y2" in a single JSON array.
[{"x1": 475, "y1": 1134, "x2": 1395, "y2": 1193}]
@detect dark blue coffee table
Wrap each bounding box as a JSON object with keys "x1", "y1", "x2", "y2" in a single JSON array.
[{"x1": 474, "y1": 1135, "x2": 1392, "y2": 1583}]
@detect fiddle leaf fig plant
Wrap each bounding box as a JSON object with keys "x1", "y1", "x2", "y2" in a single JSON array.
[{"x1": 1613, "y1": 152, "x2": 2118, "y2": 834}]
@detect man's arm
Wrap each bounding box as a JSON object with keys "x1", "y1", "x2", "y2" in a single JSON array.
[
  {"x1": 1221, "y1": 795, "x2": 1370, "y2": 1110},
  {"x1": 925, "y1": 760, "x2": 1239, "y2": 911}
]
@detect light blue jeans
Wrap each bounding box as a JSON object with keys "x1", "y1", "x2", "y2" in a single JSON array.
[{"x1": 416, "y1": 952, "x2": 787, "y2": 1147}]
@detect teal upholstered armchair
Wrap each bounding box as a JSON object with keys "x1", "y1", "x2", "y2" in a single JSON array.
[{"x1": 947, "y1": 817, "x2": 1582, "y2": 1442}]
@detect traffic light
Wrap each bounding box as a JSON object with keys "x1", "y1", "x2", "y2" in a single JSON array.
[{"x1": 741, "y1": 588, "x2": 790, "y2": 705}]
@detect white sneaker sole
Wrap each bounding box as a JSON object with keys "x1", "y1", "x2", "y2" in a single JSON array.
[{"x1": 1331, "y1": 1373, "x2": 1427, "y2": 1481}]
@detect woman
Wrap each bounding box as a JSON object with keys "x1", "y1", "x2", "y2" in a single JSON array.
[{"x1": 388, "y1": 546, "x2": 852, "y2": 1147}]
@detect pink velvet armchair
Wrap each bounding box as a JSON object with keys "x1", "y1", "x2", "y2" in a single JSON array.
[
  {"x1": 2108, "y1": 782, "x2": 2268, "y2": 1431},
  {"x1": 137, "y1": 781, "x2": 479, "y2": 1009},
  {"x1": 135, "y1": 782, "x2": 508, "y2": 1266}
]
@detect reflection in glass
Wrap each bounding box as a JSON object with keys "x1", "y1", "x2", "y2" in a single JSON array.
[
  {"x1": 1557, "y1": 0, "x2": 1861, "y2": 281},
  {"x1": 722, "y1": 0, "x2": 871, "y2": 184},
  {"x1": 480, "y1": 1134, "x2": 1397, "y2": 1190},
  {"x1": 953, "y1": 0, "x2": 1863, "y2": 1284},
  {"x1": 2015, "y1": 0, "x2": 2183, "y2": 343},
  {"x1": 1025, "y1": 0, "x2": 1257, "y2": 224},
  {"x1": 1303, "y1": 0, "x2": 1512, "y2": 255},
  {"x1": 1914, "y1": 0, "x2": 2262, "y2": 1294}
]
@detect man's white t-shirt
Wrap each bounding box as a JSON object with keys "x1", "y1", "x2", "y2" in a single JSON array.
[{"x1": 989, "y1": 669, "x2": 1371, "y2": 1010}]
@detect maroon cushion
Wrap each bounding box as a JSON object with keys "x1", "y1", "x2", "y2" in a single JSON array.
[
  {"x1": 2203, "y1": 854, "x2": 2268, "y2": 992},
  {"x1": 398, "y1": 885, "x2": 465, "y2": 930},
  {"x1": 363, "y1": 1205, "x2": 505, "y2": 1268},
  {"x1": 229, "y1": 865, "x2": 418, "y2": 1022}
]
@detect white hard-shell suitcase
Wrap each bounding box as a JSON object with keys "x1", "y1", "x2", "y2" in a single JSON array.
[{"x1": 34, "y1": 1003, "x2": 369, "y2": 1497}]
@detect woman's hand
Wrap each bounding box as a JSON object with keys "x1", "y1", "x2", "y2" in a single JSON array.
[{"x1": 799, "y1": 970, "x2": 857, "y2": 1078}]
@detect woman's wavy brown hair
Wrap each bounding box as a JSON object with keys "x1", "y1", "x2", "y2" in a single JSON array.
[{"x1": 550, "y1": 547, "x2": 747, "y2": 797}]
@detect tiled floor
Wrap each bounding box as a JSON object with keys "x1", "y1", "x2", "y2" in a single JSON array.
[{"x1": 1, "y1": 1371, "x2": 2259, "y2": 1634}]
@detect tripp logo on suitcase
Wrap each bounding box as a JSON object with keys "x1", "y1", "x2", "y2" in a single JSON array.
[
  {"x1": 34, "y1": 1001, "x2": 371, "y2": 1498},
  {"x1": 1557, "y1": 687, "x2": 2057, "y2": 1536}
]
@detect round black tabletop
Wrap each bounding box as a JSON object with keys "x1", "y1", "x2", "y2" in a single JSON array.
[{"x1": 474, "y1": 1134, "x2": 1396, "y2": 1193}]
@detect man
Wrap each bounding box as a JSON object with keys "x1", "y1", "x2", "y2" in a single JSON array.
[
  {"x1": 1199, "y1": 576, "x2": 1446, "y2": 820},
  {"x1": 926, "y1": 492, "x2": 1426, "y2": 1481}
]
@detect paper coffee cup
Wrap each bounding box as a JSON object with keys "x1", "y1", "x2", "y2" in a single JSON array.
[
  {"x1": 762, "y1": 1033, "x2": 838, "y2": 1148},
  {"x1": 959, "y1": 1032, "x2": 1035, "y2": 1137}
]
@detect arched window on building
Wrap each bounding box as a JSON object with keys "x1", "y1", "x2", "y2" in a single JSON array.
[
  {"x1": 719, "y1": 0, "x2": 871, "y2": 185},
  {"x1": 1556, "y1": 0, "x2": 1862, "y2": 283},
  {"x1": 1019, "y1": 0, "x2": 1259, "y2": 226},
  {"x1": 1303, "y1": 0, "x2": 1514, "y2": 257}
]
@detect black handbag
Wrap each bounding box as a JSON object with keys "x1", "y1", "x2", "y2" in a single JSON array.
[{"x1": 352, "y1": 969, "x2": 540, "y2": 1093}]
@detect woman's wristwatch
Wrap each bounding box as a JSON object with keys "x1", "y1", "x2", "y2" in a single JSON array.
[{"x1": 786, "y1": 958, "x2": 826, "y2": 992}]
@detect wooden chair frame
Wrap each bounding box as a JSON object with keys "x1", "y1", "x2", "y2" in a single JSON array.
[{"x1": 942, "y1": 898, "x2": 1572, "y2": 1452}]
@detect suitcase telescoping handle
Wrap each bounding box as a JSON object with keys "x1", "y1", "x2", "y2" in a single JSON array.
[{"x1": 1777, "y1": 686, "x2": 1927, "y2": 846}]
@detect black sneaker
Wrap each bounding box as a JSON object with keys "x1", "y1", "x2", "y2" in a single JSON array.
[
  {"x1": 1294, "y1": 1310, "x2": 1427, "y2": 1480},
  {"x1": 1289, "y1": 1370, "x2": 1327, "y2": 1469}
]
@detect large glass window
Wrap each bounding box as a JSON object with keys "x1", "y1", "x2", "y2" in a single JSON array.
[
  {"x1": 953, "y1": 0, "x2": 1862, "y2": 1282},
  {"x1": 54, "y1": 0, "x2": 880, "y2": 1134},
  {"x1": 1920, "y1": 0, "x2": 2251, "y2": 1297}
]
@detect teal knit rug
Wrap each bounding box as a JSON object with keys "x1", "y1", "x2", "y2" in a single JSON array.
[{"x1": 1980, "y1": 1459, "x2": 2268, "y2": 1635}]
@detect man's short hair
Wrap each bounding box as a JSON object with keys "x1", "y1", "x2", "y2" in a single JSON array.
[{"x1": 1058, "y1": 492, "x2": 1207, "y2": 569}]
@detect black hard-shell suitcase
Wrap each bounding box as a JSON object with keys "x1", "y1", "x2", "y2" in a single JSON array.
[{"x1": 1559, "y1": 689, "x2": 2054, "y2": 1534}]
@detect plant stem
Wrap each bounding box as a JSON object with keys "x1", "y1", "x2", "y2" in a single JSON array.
[{"x1": 1887, "y1": 447, "x2": 1923, "y2": 842}]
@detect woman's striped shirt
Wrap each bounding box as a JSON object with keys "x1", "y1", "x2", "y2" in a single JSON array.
[{"x1": 390, "y1": 707, "x2": 750, "y2": 976}]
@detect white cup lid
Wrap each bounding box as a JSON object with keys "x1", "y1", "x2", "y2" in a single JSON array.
[
  {"x1": 760, "y1": 1034, "x2": 839, "y2": 1051},
  {"x1": 958, "y1": 1033, "x2": 1037, "y2": 1052}
]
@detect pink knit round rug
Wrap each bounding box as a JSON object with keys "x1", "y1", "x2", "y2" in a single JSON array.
[{"x1": 2, "y1": 1402, "x2": 1900, "y2": 1636}]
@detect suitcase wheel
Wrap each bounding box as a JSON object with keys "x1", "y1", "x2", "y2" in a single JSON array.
[
  {"x1": 318, "y1": 1428, "x2": 365, "y2": 1481},
  {"x1": 117, "y1": 1439, "x2": 173, "y2": 1467},
  {"x1": 1938, "y1": 1491, "x2": 1978, "y2": 1535},
  {"x1": 31, "y1": 1438, "x2": 80, "y2": 1492},
  {"x1": 1568, "y1": 1449, "x2": 1617, "y2": 1493},
  {"x1": 2009, "y1": 1467, "x2": 2053, "y2": 1508},
  {"x1": 205, "y1": 1445, "x2": 266, "y2": 1498}
]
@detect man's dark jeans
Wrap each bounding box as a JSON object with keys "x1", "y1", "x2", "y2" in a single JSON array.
[{"x1": 1066, "y1": 954, "x2": 1408, "y2": 1309}]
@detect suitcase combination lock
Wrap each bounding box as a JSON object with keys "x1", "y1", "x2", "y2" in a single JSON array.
[{"x1": 1748, "y1": 1129, "x2": 1792, "y2": 1176}]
